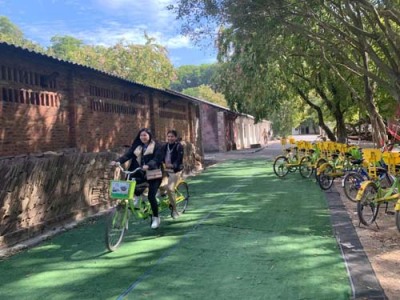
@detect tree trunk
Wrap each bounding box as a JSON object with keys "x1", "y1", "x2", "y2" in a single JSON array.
[
  {"x1": 295, "y1": 87, "x2": 336, "y2": 141},
  {"x1": 361, "y1": 53, "x2": 387, "y2": 147},
  {"x1": 335, "y1": 108, "x2": 347, "y2": 143}
]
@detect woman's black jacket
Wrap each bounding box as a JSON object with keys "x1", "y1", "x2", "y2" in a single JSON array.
[
  {"x1": 117, "y1": 140, "x2": 163, "y2": 172},
  {"x1": 161, "y1": 142, "x2": 184, "y2": 173}
]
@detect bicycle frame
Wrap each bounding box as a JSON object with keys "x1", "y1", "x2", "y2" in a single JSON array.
[
  {"x1": 105, "y1": 165, "x2": 190, "y2": 251},
  {"x1": 357, "y1": 175, "x2": 400, "y2": 204},
  {"x1": 356, "y1": 174, "x2": 400, "y2": 231}
]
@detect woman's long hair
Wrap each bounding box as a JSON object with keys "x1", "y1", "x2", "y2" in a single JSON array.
[{"x1": 132, "y1": 128, "x2": 153, "y2": 148}]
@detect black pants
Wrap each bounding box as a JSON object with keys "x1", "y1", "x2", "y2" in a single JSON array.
[{"x1": 133, "y1": 177, "x2": 162, "y2": 217}]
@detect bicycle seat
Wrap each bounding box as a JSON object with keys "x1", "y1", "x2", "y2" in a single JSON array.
[
  {"x1": 351, "y1": 159, "x2": 363, "y2": 165},
  {"x1": 285, "y1": 148, "x2": 291, "y2": 152},
  {"x1": 376, "y1": 167, "x2": 388, "y2": 175},
  {"x1": 135, "y1": 182, "x2": 149, "y2": 195}
]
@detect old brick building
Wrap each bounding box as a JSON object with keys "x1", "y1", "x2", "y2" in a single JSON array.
[{"x1": 0, "y1": 42, "x2": 201, "y2": 156}]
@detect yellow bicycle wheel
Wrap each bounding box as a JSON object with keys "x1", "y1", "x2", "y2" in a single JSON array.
[
  {"x1": 175, "y1": 181, "x2": 189, "y2": 214},
  {"x1": 105, "y1": 204, "x2": 127, "y2": 251}
]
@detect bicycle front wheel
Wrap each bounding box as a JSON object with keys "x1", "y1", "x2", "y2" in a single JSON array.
[
  {"x1": 299, "y1": 156, "x2": 313, "y2": 178},
  {"x1": 357, "y1": 182, "x2": 380, "y2": 226},
  {"x1": 343, "y1": 172, "x2": 365, "y2": 202},
  {"x1": 105, "y1": 204, "x2": 127, "y2": 251},
  {"x1": 175, "y1": 181, "x2": 189, "y2": 214},
  {"x1": 273, "y1": 156, "x2": 290, "y2": 178}
]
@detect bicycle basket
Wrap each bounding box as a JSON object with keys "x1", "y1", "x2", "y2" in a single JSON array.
[
  {"x1": 382, "y1": 152, "x2": 400, "y2": 175},
  {"x1": 109, "y1": 180, "x2": 136, "y2": 199}
]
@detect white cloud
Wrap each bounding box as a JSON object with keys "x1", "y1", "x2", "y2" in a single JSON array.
[
  {"x1": 93, "y1": 0, "x2": 176, "y2": 28},
  {"x1": 68, "y1": 20, "x2": 191, "y2": 50},
  {"x1": 164, "y1": 35, "x2": 192, "y2": 49}
]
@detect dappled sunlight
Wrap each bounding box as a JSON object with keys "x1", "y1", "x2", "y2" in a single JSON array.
[{"x1": 0, "y1": 158, "x2": 352, "y2": 299}]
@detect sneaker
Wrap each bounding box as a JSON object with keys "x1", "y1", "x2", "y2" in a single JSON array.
[
  {"x1": 151, "y1": 217, "x2": 160, "y2": 229},
  {"x1": 157, "y1": 189, "x2": 168, "y2": 198},
  {"x1": 171, "y1": 211, "x2": 180, "y2": 219}
]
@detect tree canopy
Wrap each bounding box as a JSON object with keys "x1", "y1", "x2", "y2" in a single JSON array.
[
  {"x1": 47, "y1": 34, "x2": 175, "y2": 88},
  {"x1": 169, "y1": 0, "x2": 400, "y2": 142},
  {"x1": 183, "y1": 84, "x2": 227, "y2": 107},
  {"x1": 170, "y1": 64, "x2": 218, "y2": 91},
  {"x1": 0, "y1": 16, "x2": 44, "y2": 52}
]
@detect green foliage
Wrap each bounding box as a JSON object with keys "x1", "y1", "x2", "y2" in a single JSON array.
[
  {"x1": 182, "y1": 84, "x2": 227, "y2": 107},
  {"x1": 0, "y1": 16, "x2": 45, "y2": 52},
  {"x1": 48, "y1": 35, "x2": 85, "y2": 61},
  {"x1": 170, "y1": 64, "x2": 218, "y2": 91},
  {"x1": 47, "y1": 35, "x2": 175, "y2": 88},
  {"x1": 171, "y1": 0, "x2": 400, "y2": 140},
  {"x1": 0, "y1": 16, "x2": 23, "y2": 43},
  {"x1": 0, "y1": 17, "x2": 175, "y2": 89}
]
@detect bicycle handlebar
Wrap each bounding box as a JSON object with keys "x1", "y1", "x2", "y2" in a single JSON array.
[{"x1": 114, "y1": 164, "x2": 143, "y2": 177}]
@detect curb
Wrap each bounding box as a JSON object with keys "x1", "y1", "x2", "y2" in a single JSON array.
[{"x1": 325, "y1": 185, "x2": 388, "y2": 300}]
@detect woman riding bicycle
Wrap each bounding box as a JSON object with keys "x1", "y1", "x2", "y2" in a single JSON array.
[{"x1": 111, "y1": 128, "x2": 164, "y2": 229}]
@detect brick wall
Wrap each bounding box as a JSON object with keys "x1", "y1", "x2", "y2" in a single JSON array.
[
  {"x1": 0, "y1": 51, "x2": 71, "y2": 155},
  {"x1": 200, "y1": 103, "x2": 219, "y2": 152},
  {"x1": 0, "y1": 44, "x2": 201, "y2": 155}
]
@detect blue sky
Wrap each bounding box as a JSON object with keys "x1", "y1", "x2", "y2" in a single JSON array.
[{"x1": 0, "y1": 0, "x2": 217, "y2": 66}]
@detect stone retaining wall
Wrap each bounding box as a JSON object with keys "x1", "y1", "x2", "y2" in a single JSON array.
[{"x1": 0, "y1": 142, "x2": 200, "y2": 249}]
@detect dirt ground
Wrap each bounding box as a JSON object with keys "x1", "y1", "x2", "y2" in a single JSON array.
[
  {"x1": 336, "y1": 183, "x2": 400, "y2": 300},
  {"x1": 204, "y1": 145, "x2": 400, "y2": 300}
]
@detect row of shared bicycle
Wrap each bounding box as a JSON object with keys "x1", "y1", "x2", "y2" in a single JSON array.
[{"x1": 272, "y1": 137, "x2": 400, "y2": 232}]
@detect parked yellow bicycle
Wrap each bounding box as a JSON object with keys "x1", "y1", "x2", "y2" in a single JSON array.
[{"x1": 356, "y1": 151, "x2": 400, "y2": 231}]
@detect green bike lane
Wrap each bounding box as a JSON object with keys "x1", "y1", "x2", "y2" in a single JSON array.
[{"x1": 0, "y1": 159, "x2": 351, "y2": 299}]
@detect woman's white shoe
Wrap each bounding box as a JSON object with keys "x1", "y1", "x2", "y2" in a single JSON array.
[
  {"x1": 172, "y1": 211, "x2": 180, "y2": 219},
  {"x1": 151, "y1": 217, "x2": 160, "y2": 229}
]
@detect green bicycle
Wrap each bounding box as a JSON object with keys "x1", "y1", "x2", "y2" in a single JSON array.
[{"x1": 105, "y1": 166, "x2": 190, "y2": 251}]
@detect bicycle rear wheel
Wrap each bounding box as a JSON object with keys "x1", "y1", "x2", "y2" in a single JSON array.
[
  {"x1": 318, "y1": 163, "x2": 334, "y2": 190},
  {"x1": 105, "y1": 204, "x2": 127, "y2": 251},
  {"x1": 357, "y1": 182, "x2": 380, "y2": 226},
  {"x1": 343, "y1": 172, "x2": 365, "y2": 202},
  {"x1": 273, "y1": 156, "x2": 289, "y2": 177},
  {"x1": 175, "y1": 181, "x2": 189, "y2": 214},
  {"x1": 299, "y1": 156, "x2": 313, "y2": 178},
  {"x1": 396, "y1": 210, "x2": 400, "y2": 232},
  {"x1": 315, "y1": 158, "x2": 327, "y2": 182},
  {"x1": 288, "y1": 155, "x2": 298, "y2": 173}
]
